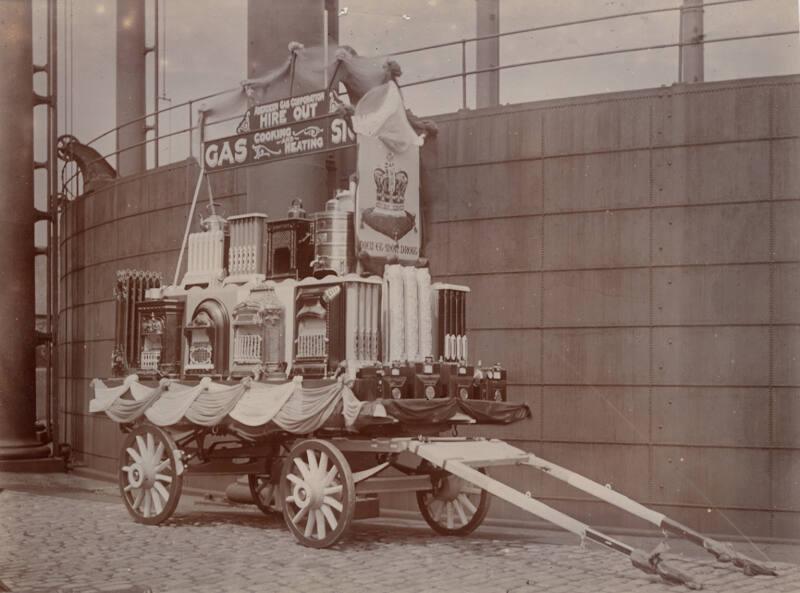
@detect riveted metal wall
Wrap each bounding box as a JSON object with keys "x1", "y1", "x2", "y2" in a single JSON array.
[
  {"x1": 58, "y1": 160, "x2": 248, "y2": 491},
  {"x1": 60, "y1": 75, "x2": 800, "y2": 537},
  {"x1": 403, "y1": 74, "x2": 800, "y2": 539}
]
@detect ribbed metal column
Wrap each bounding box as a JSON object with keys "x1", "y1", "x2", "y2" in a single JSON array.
[
  {"x1": 0, "y1": 0, "x2": 50, "y2": 462},
  {"x1": 116, "y1": 0, "x2": 147, "y2": 176},
  {"x1": 476, "y1": 0, "x2": 500, "y2": 108},
  {"x1": 679, "y1": 0, "x2": 704, "y2": 83}
]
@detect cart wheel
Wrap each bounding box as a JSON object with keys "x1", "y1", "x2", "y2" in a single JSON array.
[
  {"x1": 281, "y1": 439, "x2": 356, "y2": 548},
  {"x1": 416, "y1": 468, "x2": 491, "y2": 536},
  {"x1": 118, "y1": 424, "x2": 183, "y2": 525},
  {"x1": 248, "y1": 474, "x2": 279, "y2": 514}
]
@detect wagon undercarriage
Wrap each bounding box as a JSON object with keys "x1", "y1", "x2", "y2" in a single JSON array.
[{"x1": 117, "y1": 421, "x2": 776, "y2": 590}]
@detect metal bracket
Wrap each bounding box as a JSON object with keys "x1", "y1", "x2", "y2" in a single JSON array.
[
  {"x1": 35, "y1": 330, "x2": 53, "y2": 345},
  {"x1": 33, "y1": 92, "x2": 53, "y2": 107},
  {"x1": 34, "y1": 208, "x2": 53, "y2": 222}
]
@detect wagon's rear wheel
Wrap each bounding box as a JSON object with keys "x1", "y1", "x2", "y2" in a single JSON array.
[
  {"x1": 416, "y1": 468, "x2": 490, "y2": 536},
  {"x1": 281, "y1": 439, "x2": 355, "y2": 548},
  {"x1": 248, "y1": 473, "x2": 279, "y2": 514},
  {"x1": 118, "y1": 424, "x2": 184, "y2": 525}
]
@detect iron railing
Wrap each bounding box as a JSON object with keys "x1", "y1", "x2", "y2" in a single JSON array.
[{"x1": 60, "y1": 0, "x2": 798, "y2": 195}]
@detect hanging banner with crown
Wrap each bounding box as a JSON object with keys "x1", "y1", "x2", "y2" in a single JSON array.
[{"x1": 355, "y1": 134, "x2": 420, "y2": 266}]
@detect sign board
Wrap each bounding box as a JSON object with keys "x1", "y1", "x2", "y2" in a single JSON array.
[
  {"x1": 203, "y1": 90, "x2": 355, "y2": 172},
  {"x1": 355, "y1": 134, "x2": 420, "y2": 264}
]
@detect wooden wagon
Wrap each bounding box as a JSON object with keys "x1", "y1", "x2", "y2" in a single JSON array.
[{"x1": 91, "y1": 374, "x2": 774, "y2": 589}]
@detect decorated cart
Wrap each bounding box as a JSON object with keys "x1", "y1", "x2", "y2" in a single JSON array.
[{"x1": 86, "y1": 44, "x2": 776, "y2": 589}]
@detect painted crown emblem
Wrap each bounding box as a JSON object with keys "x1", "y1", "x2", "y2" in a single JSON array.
[{"x1": 373, "y1": 153, "x2": 409, "y2": 212}]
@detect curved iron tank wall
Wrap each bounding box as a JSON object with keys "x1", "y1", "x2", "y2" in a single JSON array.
[
  {"x1": 58, "y1": 159, "x2": 246, "y2": 490},
  {"x1": 61, "y1": 75, "x2": 800, "y2": 537}
]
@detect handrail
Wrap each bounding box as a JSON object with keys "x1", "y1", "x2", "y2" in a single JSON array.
[
  {"x1": 61, "y1": 0, "x2": 797, "y2": 192},
  {"x1": 388, "y1": 0, "x2": 760, "y2": 57},
  {"x1": 399, "y1": 30, "x2": 800, "y2": 88}
]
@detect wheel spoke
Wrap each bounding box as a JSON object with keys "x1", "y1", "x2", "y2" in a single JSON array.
[
  {"x1": 323, "y1": 484, "x2": 342, "y2": 496},
  {"x1": 154, "y1": 441, "x2": 164, "y2": 464},
  {"x1": 122, "y1": 465, "x2": 131, "y2": 473},
  {"x1": 126, "y1": 447, "x2": 143, "y2": 465},
  {"x1": 321, "y1": 504, "x2": 338, "y2": 530},
  {"x1": 446, "y1": 501, "x2": 454, "y2": 529},
  {"x1": 292, "y1": 502, "x2": 311, "y2": 525},
  {"x1": 318, "y1": 451, "x2": 329, "y2": 475},
  {"x1": 132, "y1": 489, "x2": 144, "y2": 511},
  {"x1": 430, "y1": 498, "x2": 444, "y2": 522},
  {"x1": 304, "y1": 507, "x2": 316, "y2": 537},
  {"x1": 307, "y1": 450, "x2": 318, "y2": 474},
  {"x1": 124, "y1": 484, "x2": 135, "y2": 492},
  {"x1": 152, "y1": 487, "x2": 164, "y2": 515},
  {"x1": 153, "y1": 480, "x2": 170, "y2": 504},
  {"x1": 324, "y1": 466, "x2": 338, "y2": 486},
  {"x1": 287, "y1": 473, "x2": 304, "y2": 488},
  {"x1": 315, "y1": 509, "x2": 326, "y2": 540},
  {"x1": 322, "y1": 496, "x2": 342, "y2": 512},
  {"x1": 142, "y1": 490, "x2": 152, "y2": 517},
  {"x1": 452, "y1": 498, "x2": 468, "y2": 526},
  {"x1": 458, "y1": 493, "x2": 478, "y2": 514},
  {"x1": 154, "y1": 459, "x2": 170, "y2": 473},
  {"x1": 146, "y1": 433, "x2": 155, "y2": 459},
  {"x1": 136, "y1": 436, "x2": 147, "y2": 460},
  {"x1": 294, "y1": 458, "x2": 311, "y2": 481},
  {"x1": 155, "y1": 473, "x2": 172, "y2": 484},
  {"x1": 257, "y1": 483, "x2": 273, "y2": 503},
  {"x1": 462, "y1": 486, "x2": 482, "y2": 495}
]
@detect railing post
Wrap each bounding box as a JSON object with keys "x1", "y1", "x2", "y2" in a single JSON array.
[
  {"x1": 188, "y1": 100, "x2": 193, "y2": 159},
  {"x1": 461, "y1": 39, "x2": 467, "y2": 109}
]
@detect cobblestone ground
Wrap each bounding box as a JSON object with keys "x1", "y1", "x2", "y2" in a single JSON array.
[{"x1": 1, "y1": 473, "x2": 798, "y2": 593}]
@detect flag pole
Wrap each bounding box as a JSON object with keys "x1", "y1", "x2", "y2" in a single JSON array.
[{"x1": 323, "y1": 8, "x2": 329, "y2": 88}]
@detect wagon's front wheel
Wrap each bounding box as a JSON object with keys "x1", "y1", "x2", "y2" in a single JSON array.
[
  {"x1": 118, "y1": 424, "x2": 184, "y2": 525},
  {"x1": 281, "y1": 439, "x2": 355, "y2": 548},
  {"x1": 248, "y1": 473, "x2": 279, "y2": 514},
  {"x1": 416, "y1": 468, "x2": 490, "y2": 536}
]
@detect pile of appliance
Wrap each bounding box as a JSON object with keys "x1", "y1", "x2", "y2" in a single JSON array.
[{"x1": 111, "y1": 192, "x2": 507, "y2": 406}]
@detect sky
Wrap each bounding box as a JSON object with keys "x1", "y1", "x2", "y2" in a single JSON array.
[
  {"x1": 26, "y1": 0, "x2": 800, "y2": 312},
  {"x1": 32, "y1": 0, "x2": 799, "y2": 167}
]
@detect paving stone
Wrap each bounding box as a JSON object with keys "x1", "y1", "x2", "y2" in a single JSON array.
[{"x1": 1, "y1": 474, "x2": 798, "y2": 593}]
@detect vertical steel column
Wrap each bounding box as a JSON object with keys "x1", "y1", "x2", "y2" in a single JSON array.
[
  {"x1": 146, "y1": 0, "x2": 160, "y2": 168},
  {"x1": 679, "y1": 0, "x2": 704, "y2": 83},
  {"x1": 475, "y1": 0, "x2": 500, "y2": 109},
  {"x1": 47, "y1": 0, "x2": 59, "y2": 451},
  {"x1": 116, "y1": 0, "x2": 147, "y2": 175},
  {"x1": 0, "y1": 0, "x2": 51, "y2": 463}
]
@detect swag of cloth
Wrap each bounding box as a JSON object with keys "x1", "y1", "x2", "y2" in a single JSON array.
[{"x1": 89, "y1": 375, "x2": 365, "y2": 432}]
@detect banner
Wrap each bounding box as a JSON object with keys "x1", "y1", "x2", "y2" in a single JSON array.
[
  {"x1": 203, "y1": 90, "x2": 356, "y2": 172},
  {"x1": 355, "y1": 134, "x2": 420, "y2": 264}
]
